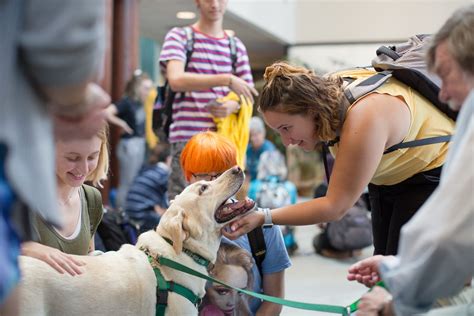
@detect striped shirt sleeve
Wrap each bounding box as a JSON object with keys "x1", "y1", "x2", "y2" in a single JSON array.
[{"x1": 159, "y1": 27, "x2": 187, "y2": 73}]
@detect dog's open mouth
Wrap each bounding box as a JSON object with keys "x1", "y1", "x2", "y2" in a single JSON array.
[{"x1": 215, "y1": 197, "x2": 256, "y2": 223}]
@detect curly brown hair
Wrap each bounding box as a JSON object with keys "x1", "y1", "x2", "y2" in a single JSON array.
[{"x1": 258, "y1": 61, "x2": 347, "y2": 141}]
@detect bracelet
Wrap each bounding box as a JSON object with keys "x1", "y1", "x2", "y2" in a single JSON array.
[
  {"x1": 228, "y1": 75, "x2": 233, "y2": 87},
  {"x1": 260, "y1": 208, "x2": 273, "y2": 228}
]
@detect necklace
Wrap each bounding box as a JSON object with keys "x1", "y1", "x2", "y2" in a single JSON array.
[{"x1": 58, "y1": 188, "x2": 79, "y2": 206}]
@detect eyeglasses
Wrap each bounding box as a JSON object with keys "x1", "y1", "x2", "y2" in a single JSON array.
[{"x1": 191, "y1": 172, "x2": 222, "y2": 181}]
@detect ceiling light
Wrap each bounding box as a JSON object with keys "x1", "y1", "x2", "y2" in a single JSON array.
[{"x1": 176, "y1": 11, "x2": 196, "y2": 20}]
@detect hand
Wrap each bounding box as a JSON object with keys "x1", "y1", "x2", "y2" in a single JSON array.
[
  {"x1": 347, "y1": 255, "x2": 386, "y2": 287},
  {"x1": 229, "y1": 75, "x2": 258, "y2": 104},
  {"x1": 118, "y1": 121, "x2": 133, "y2": 135},
  {"x1": 357, "y1": 287, "x2": 393, "y2": 316},
  {"x1": 53, "y1": 83, "x2": 110, "y2": 140},
  {"x1": 221, "y1": 210, "x2": 264, "y2": 240},
  {"x1": 207, "y1": 100, "x2": 240, "y2": 118},
  {"x1": 21, "y1": 242, "x2": 86, "y2": 276}
]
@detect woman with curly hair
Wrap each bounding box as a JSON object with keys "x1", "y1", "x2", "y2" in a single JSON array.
[{"x1": 224, "y1": 61, "x2": 454, "y2": 256}]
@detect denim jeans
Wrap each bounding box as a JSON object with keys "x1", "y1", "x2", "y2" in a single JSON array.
[{"x1": 0, "y1": 143, "x2": 19, "y2": 304}]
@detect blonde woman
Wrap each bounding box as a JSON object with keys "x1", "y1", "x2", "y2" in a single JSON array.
[{"x1": 21, "y1": 126, "x2": 109, "y2": 276}]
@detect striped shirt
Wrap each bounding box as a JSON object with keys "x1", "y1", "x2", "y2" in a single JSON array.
[
  {"x1": 125, "y1": 162, "x2": 170, "y2": 224},
  {"x1": 159, "y1": 26, "x2": 254, "y2": 143}
]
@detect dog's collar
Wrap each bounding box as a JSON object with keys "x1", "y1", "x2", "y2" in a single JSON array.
[{"x1": 161, "y1": 237, "x2": 211, "y2": 269}]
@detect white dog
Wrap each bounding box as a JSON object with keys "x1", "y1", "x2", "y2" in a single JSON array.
[{"x1": 18, "y1": 166, "x2": 255, "y2": 316}]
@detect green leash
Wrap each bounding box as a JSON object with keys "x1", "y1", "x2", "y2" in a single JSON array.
[{"x1": 155, "y1": 255, "x2": 369, "y2": 315}]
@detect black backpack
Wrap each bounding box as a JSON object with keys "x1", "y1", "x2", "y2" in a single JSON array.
[
  {"x1": 95, "y1": 207, "x2": 139, "y2": 251},
  {"x1": 345, "y1": 34, "x2": 456, "y2": 120},
  {"x1": 152, "y1": 26, "x2": 238, "y2": 141},
  {"x1": 322, "y1": 35, "x2": 455, "y2": 181},
  {"x1": 338, "y1": 35, "x2": 455, "y2": 153}
]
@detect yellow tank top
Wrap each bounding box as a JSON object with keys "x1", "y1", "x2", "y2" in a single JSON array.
[{"x1": 330, "y1": 69, "x2": 455, "y2": 185}]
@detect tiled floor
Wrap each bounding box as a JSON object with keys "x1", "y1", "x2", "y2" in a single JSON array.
[{"x1": 281, "y1": 223, "x2": 373, "y2": 315}]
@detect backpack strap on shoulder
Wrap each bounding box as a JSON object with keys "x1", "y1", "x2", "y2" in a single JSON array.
[
  {"x1": 383, "y1": 135, "x2": 452, "y2": 154},
  {"x1": 228, "y1": 34, "x2": 237, "y2": 73},
  {"x1": 183, "y1": 26, "x2": 194, "y2": 65},
  {"x1": 247, "y1": 227, "x2": 266, "y2": 277},
  {"x1": 343, "y1": 71, "x2": 392, "y2": 104},
  {"x1": 156, "y1": 25, "x2": 194, "y2": 139},
  {"x1": 82, "y1": 185, "x2": 103, "y2": 235}
]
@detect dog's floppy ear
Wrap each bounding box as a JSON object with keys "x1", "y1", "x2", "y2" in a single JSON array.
[
  {"x1": 182, "y1": 212, "x2": 203, "y2": 240},
  {"x1": 165, "y1": 205, "x2": 188, "y2": 254}
]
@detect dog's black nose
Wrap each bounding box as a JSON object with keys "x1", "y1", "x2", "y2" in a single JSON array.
[{"x1": 231, "y1": 166, "x2": 241, "y2": 174}]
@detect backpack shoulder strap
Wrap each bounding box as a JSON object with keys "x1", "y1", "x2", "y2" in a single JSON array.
[
  {"x1": 227, "y1": 34, "x2": 237, "y2": 73},
  {"x1": 158, "y1": 25, "x2": 194, "y2": 136},
  {"x1": 343, "y1": 70, "x2": 391, "y2": 104},
  {"x1": 384, "y1": 135, "x2": 452, "y2": 154},
  {"x1": 82, "y1": 185, "x2": 103, "y2": 236},
  {"x1": 247, "y1": 227, "x2": 266, "y2": 277},
  {"x1": 338, "y1": 69, "x2": 452, "y2": 156},
  {"x1": 183, "y1": 26, "x2": 194, "y2": 69}
]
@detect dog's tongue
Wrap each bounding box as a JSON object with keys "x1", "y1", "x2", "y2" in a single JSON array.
[{"x1": 215, "y1": 197, "x2": 255, "y2": 223}]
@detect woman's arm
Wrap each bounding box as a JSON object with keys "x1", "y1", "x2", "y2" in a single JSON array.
[
  {"x1": 224, "y1": 93, "x2": 410, "y2": 238},
  {"x1": 105, "y1": 104, "x2": 133, "y2": 134},
  {"x1": 21, "y1": 242, "x2": 86, "y2": 276},
  {"x1": 256, "y1": 271, "x2": 285, "y2": 315}
]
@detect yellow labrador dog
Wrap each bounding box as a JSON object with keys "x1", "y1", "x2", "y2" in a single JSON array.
[{"x1": 18, "y1": 166, "x2": 255, "y2": 316}]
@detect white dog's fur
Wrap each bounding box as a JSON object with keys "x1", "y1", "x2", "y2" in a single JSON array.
[{"x1": 18, "y1": 167, "x2": 254, "y2": 316}]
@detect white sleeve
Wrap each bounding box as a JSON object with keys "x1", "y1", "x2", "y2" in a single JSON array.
[{"x1": 380, "y1": 113, "x2": 474, "y2": 315}]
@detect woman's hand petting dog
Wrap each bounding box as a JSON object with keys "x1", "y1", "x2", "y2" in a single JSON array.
[{"x1": 21, "y1": 242, "x2": 86, "y2": 276}]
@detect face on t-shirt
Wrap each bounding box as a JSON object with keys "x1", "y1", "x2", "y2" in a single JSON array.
[{"x1": 206, "y1": 264, "x2": 247, "y2": 315}]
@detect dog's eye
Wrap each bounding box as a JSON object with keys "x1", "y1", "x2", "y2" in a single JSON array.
[{"x1": 199, "y1": 184, "x2": 208, "y2": 194}]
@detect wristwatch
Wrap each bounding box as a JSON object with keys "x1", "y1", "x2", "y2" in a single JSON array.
[{"x1": 260, "y1": 208, "x2": 273, "y2": 228}]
